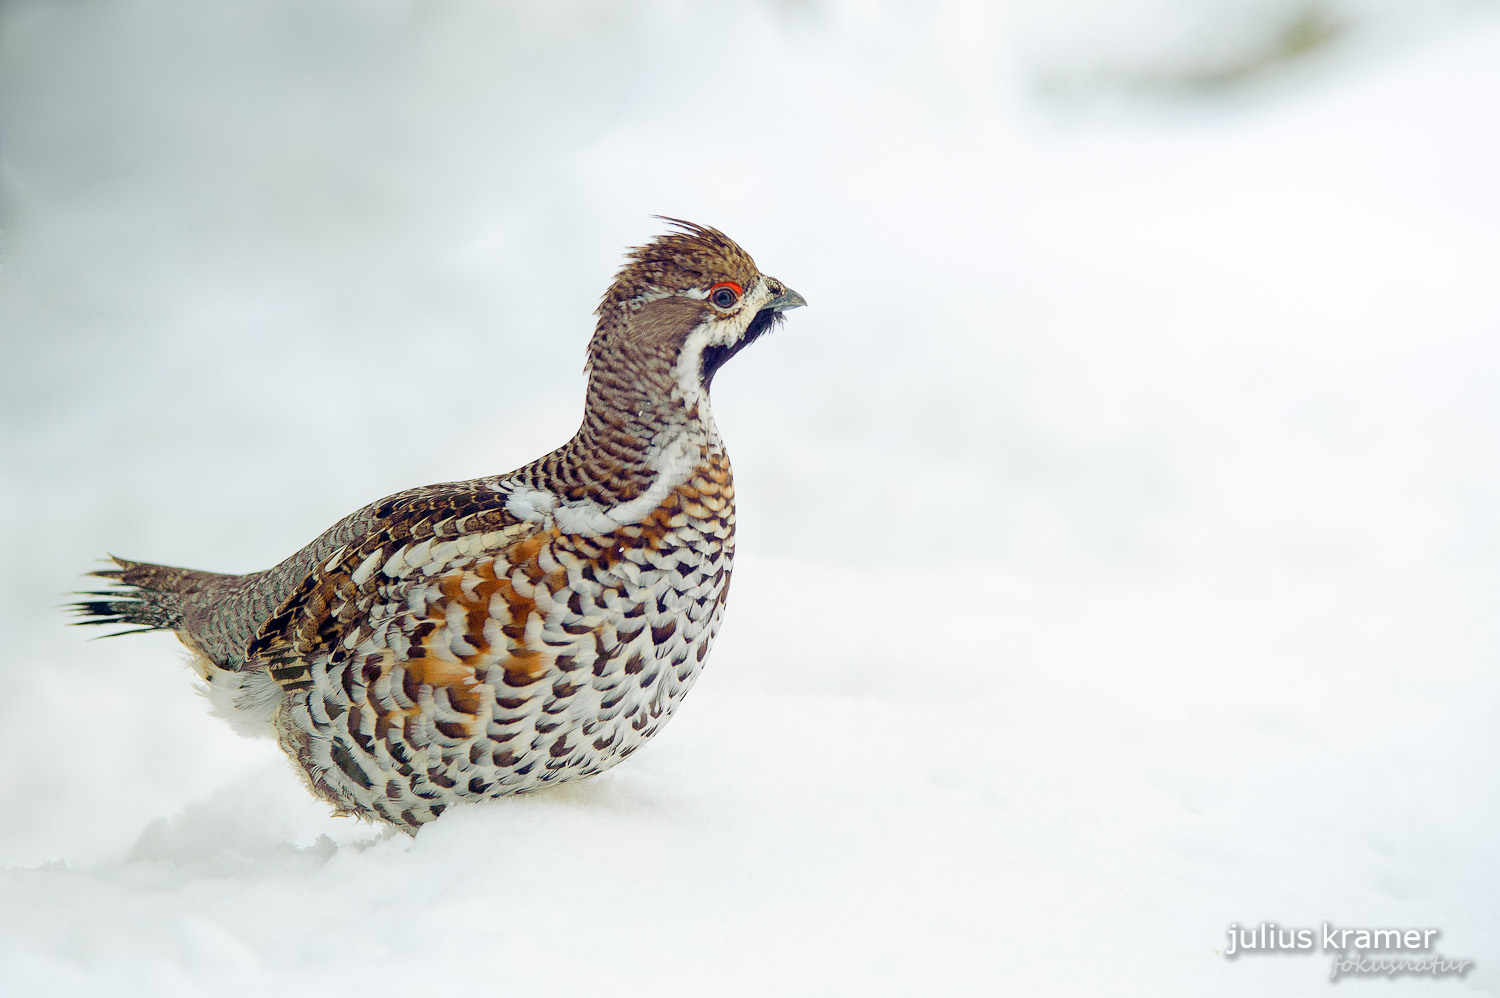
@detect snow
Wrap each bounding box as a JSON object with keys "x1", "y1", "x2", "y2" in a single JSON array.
[{"x1": 2, "y1": 1, "x2": 1498, "y2": 994}]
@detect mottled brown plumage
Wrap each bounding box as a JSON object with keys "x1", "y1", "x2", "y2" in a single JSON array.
[{"x1": 74, "y1": 220, "x2": 805, "y2": 831}]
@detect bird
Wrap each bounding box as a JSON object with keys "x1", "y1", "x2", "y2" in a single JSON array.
[{"x1": 72, "y1": 220, "x2": 805, "y2": 833}]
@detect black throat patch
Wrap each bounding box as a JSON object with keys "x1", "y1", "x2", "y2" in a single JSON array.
[{"x1": 700, "y1": 307, "x2": 781, "y2": 391}]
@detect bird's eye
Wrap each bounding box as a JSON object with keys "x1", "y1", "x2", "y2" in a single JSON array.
[{"x1": 709, "y1": 281, "x2": 742, "y2": 309}]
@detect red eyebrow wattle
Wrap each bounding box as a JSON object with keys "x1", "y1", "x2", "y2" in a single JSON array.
[{"x1": 709, "y1": 281, "x2": 742, "y2": 296}]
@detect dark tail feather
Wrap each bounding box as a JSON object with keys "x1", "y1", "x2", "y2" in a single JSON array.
[{"x1": 69, "y1": 556, "x2": 231, "y2": 637}]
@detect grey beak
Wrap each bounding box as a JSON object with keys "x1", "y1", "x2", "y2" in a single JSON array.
[{"x1": 765, "y1": 287, "x2": 808, "y2": 313}]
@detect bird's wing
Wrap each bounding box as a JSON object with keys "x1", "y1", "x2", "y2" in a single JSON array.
[{"x1": 247, "y1": 482, "x2": 535, "y2": 691}]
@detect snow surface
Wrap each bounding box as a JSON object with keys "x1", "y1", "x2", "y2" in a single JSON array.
[{"x1": 2, "y1": 1, "x2": 1499, "y2": 995}]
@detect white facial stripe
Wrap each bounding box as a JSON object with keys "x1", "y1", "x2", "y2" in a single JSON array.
[{"x1": 674, "y1": 324, "x2": 716, "y2": 404}]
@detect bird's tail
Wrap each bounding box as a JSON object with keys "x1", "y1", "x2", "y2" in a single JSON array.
[
  {"x1": 72, "y1": 556, "x2": 285, "y2": 736},
  {"x1": 70, "y1": 556, "x2": 227, "y2": 636}
]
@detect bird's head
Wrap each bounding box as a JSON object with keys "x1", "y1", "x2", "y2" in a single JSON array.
[{"x1": 587, "y1": 219, "x2": 805, "y2": 410}]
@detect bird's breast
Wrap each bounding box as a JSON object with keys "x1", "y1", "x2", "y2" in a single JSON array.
[{"x1": 280, "y1": 455, "x2": 738, "y2": 827}]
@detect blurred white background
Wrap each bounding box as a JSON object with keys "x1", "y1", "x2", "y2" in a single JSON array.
[{"x1": 2, "y1": 0, "x2": 1498, "y2": 994}]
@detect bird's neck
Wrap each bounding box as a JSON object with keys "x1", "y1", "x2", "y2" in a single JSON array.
[{"x1": 549, "y1": 363, "x2": 719, "y2": 508}]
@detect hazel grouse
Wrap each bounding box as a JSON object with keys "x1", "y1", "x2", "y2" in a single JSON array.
[{"x1": 74, "y1": 220, "x2": 805, "y2": 832}]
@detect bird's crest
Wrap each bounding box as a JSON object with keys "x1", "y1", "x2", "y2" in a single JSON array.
[{"x1": 599, "y1": 218, "x2": 759, "y2": 314}]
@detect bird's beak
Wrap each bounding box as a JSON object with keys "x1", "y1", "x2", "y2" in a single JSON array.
[{"x1": 764, "y1": 282, "x2": 807, "y2": 313}]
